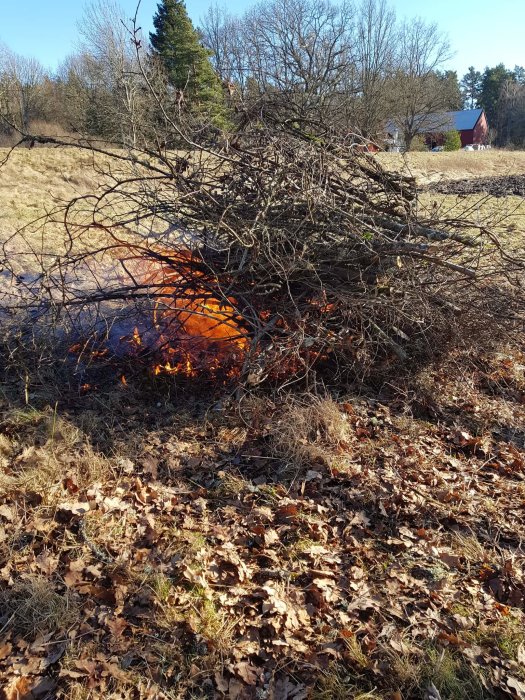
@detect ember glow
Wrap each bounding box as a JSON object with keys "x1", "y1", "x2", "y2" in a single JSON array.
[
  {"x1": 68, "y1": 246, "x2": 334, "y2": 384},
  {"x1": 69, "y1": 342, "x2": 109, "y2": 359},
  {"x1": 126, "y1": 248, "x2": 249, "y2": 379}
]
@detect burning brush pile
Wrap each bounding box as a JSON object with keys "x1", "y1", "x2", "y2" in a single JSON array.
[
  {"x1": 2, "y1": 125, "x2": 524, "y2": 389},
  {"x1": 116, "y1": 249, "x2": 249, "y2": 380}
]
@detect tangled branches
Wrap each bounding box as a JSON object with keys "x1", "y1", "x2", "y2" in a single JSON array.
[{"x1": 1, "y1": 121, "x2": 524, "y2": 389}]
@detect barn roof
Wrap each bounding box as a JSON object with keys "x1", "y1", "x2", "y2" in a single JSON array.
[{"x1": 448, "y1": 109, "x2": 484, "y2": 131}]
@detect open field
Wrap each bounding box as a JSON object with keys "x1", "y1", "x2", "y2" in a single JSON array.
[
  {"x1": 2, "y1": 147, "x2": 524, "y2": 249},
  {"x1": 2, "y1": 146, "x2": 525, "y2": 235},
  {"x1": 377, "y1": 150, "x2": 525, "y2": 185},
  {"x1": 378, "y1": 149, "x2": 525, "y2": 252},
  {"x1": 0, "y1": 147, "x2": 524, "y2": 699},
  {"x1": 0, "y1": 148, "x2": 114, "y2": 234}
]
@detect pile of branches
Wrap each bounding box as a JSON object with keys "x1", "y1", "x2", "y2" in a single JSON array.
[{"x1": 2, "y1": 121, "x2": 524, "y2": 388}]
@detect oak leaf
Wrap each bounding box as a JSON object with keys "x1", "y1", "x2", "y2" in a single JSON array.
[
  {"x1": 35, "y1": 551, "x2": 59, "y2": 576},
  {"x1": 231, "y1": 661, "x2": 260, "y2": 685},
  {"x1": 507, "y1": 677, "x2": 525, "y2": 700}
]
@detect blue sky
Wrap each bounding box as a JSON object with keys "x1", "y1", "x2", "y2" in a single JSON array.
[{"x1": 0, "y1": 0, "x2": 524, "y2": 77}]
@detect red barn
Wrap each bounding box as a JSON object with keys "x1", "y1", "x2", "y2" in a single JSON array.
[
  {"x1": 424, "y1": 109, "x2": 490, "y2": 148},
  {"x1": 385, "y1": 109, "x2": 490, "y2": 150},
  {"x1": 448, "y1": 108, "x2": 489, "y2": 147}
]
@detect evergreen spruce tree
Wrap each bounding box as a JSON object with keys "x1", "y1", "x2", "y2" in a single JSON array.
[
  {"x1": 150, "y1": 0, "x2": 226, "y2": 126},
  {"x1": 460, "y1": 67, "x2": 482, "y2": 109},
  {"x1": 479, "y1": 64, "x2": 514, "y2": 126},
  {"x1": 443, "y1": 130, "x2": 462, "y2": 151}
]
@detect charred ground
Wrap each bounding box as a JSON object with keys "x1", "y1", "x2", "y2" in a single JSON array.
[{"x1": 428, "y1": 175, "x2": 525, "y2": 198}]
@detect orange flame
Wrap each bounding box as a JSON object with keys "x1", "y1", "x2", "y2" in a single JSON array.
[
  {"x1": 138, "y1": 249, "x2": 248, "y2": 378},
  {"x1": 68, "y1": 247, "x2": 338, "y2": 385},
  {"x1": 67, "y1": 248, "x2": 250, "y2": 383}
]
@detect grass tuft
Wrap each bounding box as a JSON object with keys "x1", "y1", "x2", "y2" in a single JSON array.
[
  {"x1": 0, "y1": 407, "x2": 115, "y2": 504},
  {"x1": 270, "y1": 395, "x2": 353, "y2": 469},
  {"x1": 311, "y1": 663, "x2": 383, "y2": 700},
  {"x1": 420, "y1": 646, "x2": 489, "y2": 700},
  {"x1": 0, "y1": 576, "x2": 79, "y2": 639}
]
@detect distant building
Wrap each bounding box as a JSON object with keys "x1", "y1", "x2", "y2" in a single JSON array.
[
  {"x1": 442, "y1": 109, "x2": 489, "y2": 147},
  {"x1": 385, "y1": 109, "x2": 489, "y2": 151}
]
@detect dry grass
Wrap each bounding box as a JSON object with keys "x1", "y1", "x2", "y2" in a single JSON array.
[
  {"x1": 1, "y1": 146, "x2": 523, "y2": 290},
  {"x1": 0, "y1": 407, "x2": 115, "y2": 504},
  {"x1": 464, "y1": 614, "x2": 525, "y2": 665},
  {"x1": 377, "y1": 149, "x2": 525, "y2": 185},
  {"x1": 0, "y1": 148, "x2": 111, "y2": 232},
  {"x1": 0, "y1": 121, "x2": 80, "y2": 148},
  {"x1": 0, "y1": 575, "x2": 79, "y2": 638},
  {"x1": 415, "y1": 189, "x2": 525, "y2": 256},
  {"x1": 151, "y1": 575, "x2": 236, "y2": 651},
  {"x1": 450, "y1": 533, "x2": 495, "y2": 566},
  {"x1": 378, "y1": 643, "x2": 490, "y2": 700},
  {"x1": 0, "y1": 145, "x2": 524, "y2": 699},
  {"x1": 2, "y1": 146, "x2": 522, "y2": 242},
  {"x1": 377, "y1": 152, "x2": 525, "y2": 258},
  {"x1": 0, "y1": 147, "x2": 127, "y2": 279},
  {"x1": 311, "y1": 663, "x2": 383, "y2": 700},
  {"x1": 420, "y1": 647, "x2": 489, "y2": 700},
  {"x1": 269, "y1": 395, "x2": 353, "y2": 470},
  {"x1": 1, "y1": 147, "x2": 522, "y2": 235}
]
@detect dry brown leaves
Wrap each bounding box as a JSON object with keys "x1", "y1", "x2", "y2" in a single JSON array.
[{"x1": 0, "y1": 351, "x2": 524, "y2": 698}]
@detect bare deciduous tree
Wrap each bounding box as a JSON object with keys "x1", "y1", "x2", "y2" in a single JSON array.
[
  {"x1": 203, "y1": 0, "x2": 355, "y2": 132},
  {"x1": 0, "y1": 46, "x2": 46, "y2": 131},
  {"x1": 388, "y1": 18, "x2": 452, "y2": 149},
  {"x1": 200, "y1": 4, "x2": 244, "y2": 85},
  {"x1": 201, "y1": 0, "x2": 459, "y2": 147},
  {"x1": 350, "y1": 0, "x2": 396, "y2": 139},
  {"x1": 497, "y1": 78, "x2": 525, "y2": 146},
  {"x1": 77, "y1": 0, "x2": 149, "y2": 146}
]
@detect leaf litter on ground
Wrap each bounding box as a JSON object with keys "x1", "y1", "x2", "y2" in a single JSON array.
[{"x1": 0, "y1": 346, "x2": 524, "y2": 698}]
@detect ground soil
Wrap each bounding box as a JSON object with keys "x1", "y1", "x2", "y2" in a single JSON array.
[
  {"x1": 0, "y1": 349, "x2": 524, "y2": 700},
  {"x1": 428, "y1": 174, "x2": 525, "y2": 198}
]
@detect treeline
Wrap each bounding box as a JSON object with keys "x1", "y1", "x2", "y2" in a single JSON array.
[
  {"x1": 0, "y1": 1, "x2": 163, "y2": 147},
  {"x1": 461, "y1": 65, "x2": 525, "y2": 148},
  {"x1": 199, "y1": 0, "x2": 461, "y2": 150},
  {"x1": 2, "y1": 0, "x2": 520, "y2": 150}
]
